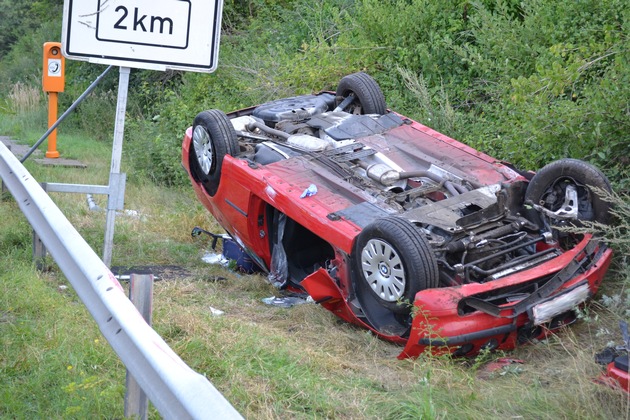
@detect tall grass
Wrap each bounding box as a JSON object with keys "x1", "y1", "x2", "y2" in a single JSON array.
[
  {"x1": 576, "y1": 190, "x2": 630, "y2": 321},
  {"x1": 1, "y1": 82, "x2": 47, "y2": 141},
  {"x1": 7, "y1": 82, "x2": 42, "y2": 114}
]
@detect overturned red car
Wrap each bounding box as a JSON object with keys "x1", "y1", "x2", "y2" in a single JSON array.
[{"x1": 182, "y1": 72, "x2": 613, "y2": 358}]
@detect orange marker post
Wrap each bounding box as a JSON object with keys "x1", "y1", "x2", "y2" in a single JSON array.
[
  {"x1": 42, "y1": 42, "x2": 65, "y2": 158},
  {"x1": 46, "y1": 91, "x2": 60, "y2": 158}
]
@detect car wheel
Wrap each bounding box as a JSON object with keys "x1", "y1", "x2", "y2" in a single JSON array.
[
  {"x1": 525, "y1": 158, "x2": 612, "y2": 225},
  {"x1": 189, "y1": 110, "x2": 239, "y2": 196},
  {"x1": 336, "y1": 72, "x2": 387, "y2": 115},
  {"x1": 353, "y1": 216, "x2": 438, "y2": 314}
]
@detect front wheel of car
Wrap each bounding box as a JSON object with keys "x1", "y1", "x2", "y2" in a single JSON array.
[
  {"x1": 336, "y1": 72, "x2": 387, "y2": 115},
  {"x1": 190, "y1": 110, "x2": 239, "y2": 196},
  {"x1": 525, "y1": 158, "x2": 612, "y2": 226},
  {"x1": 352, "y1": 217, "x2": 438, "y2": 315}
]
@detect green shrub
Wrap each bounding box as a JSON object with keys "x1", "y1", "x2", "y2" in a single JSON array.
[{"x1": 451, "y1": 0, "x2": 629, "y2": 182}]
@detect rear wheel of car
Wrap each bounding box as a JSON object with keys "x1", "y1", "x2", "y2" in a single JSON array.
[
  {"x1": 353, "y1": 217, "x2": 438, "y2": 315},
  {"x1": 190, "y1": 110, "x2": 239, "y2": 196},
  {"x1": 525, "y1": 158, "x2": 612, "y2": 225},
  {"x1": 336, "y1": 72, "x2": 387, "y2": 115}
]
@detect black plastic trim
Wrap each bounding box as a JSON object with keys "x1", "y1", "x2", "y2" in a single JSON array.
[{"x1": 418, "y1": 323, "x2": 516, "y2": 346}]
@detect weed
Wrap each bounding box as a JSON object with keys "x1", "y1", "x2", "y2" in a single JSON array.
[{"x1": 7, "y1": 82, "x2": 42, "y2": 114}]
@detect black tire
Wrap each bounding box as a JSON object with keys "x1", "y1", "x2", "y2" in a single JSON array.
[
  {"x1": 525, "y1": 158, "x2": 612, "y2": 225},
  {"x1": 336, "y1": 72, "x2": 387, "y2": 115},
  {"x1": 189, "y1": 110, "x2": 239, "y2": 196},
  {"x1": 352, "y1": 216, "x2": 438, "y2": 314}
]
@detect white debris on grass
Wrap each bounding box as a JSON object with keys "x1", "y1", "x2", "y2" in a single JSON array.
[
  {"x1": 262, "y1": 295, "x2": 314, "y2": 308},
  {"x1": 202, "y1": 252, "x2": 229, "y2": 266},
  {"x1": 209, "y1": 307, "x2": 225, "y2": 316}
]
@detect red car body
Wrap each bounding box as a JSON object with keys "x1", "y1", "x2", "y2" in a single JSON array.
[
  {"x1": 601, "y1": 358, "x2": 630, "y2": 392},
  {"x1": 182, "y1": 74, "x2": 612, "y2": 358}
]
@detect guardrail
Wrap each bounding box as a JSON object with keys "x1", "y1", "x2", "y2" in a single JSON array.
[{"x1": 0, "y1": 141, "x2": 243, "y2": 419}]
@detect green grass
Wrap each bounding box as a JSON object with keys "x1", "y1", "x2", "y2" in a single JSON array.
[
  {"x1": 0, "y1": 257, "x2": 124, "y2": 417},
  {"x1": 2, "y1": 116, "x2": 630, "y2": 418}
]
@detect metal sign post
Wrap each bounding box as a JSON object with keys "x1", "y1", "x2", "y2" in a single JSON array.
[
  {"x1": 61, "y1": 0, "x2": 224, "y2": 266},
  {"x1": 103, "y1": 67, "x2": 130, "y2": 266}
]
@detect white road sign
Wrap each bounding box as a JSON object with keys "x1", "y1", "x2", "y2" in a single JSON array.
[{"x1": 62, "y1": 0, "x2": 223, "y2": 72}]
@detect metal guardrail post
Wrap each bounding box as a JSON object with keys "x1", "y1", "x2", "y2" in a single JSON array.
[
  {"x1": 1, "y1": 177, "x2": 7, "y2": 199},
  {"x1": 1, "y1": 144, "x2": 10, "y2": 200},
  {"x1": 0, "y1": 141, "x2": 244, "y2": 419},
  {"x1": 125, "y1": 274, "x2": 153, "y2": 419},
  {"x1": 32, "y1": 230, "x2": 47, "y2": 270},
  {"x1": 32, "y1": 182, "x2": 49, "y2": 270}
]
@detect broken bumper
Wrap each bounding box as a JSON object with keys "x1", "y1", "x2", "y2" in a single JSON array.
[{"x1": 400, "y1": 236, "x2": 612, "y2": 358}]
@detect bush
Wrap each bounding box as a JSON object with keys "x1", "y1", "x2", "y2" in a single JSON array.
[{"x1": 451, "y1": 0, "x2": 629, "y2": 183}]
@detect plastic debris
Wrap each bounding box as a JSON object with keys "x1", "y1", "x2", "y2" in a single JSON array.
[
  {"x1": 113, "y1": 274, "x2": 160, "y2": 281},
  {"x1": 202, "y1": 252, "x2": 229, "y2": 267},
  {"x1": 209, "y1": 306, "x2": 225, "y2": 316},
  {"x1": 594, "y1": 320, "x2": 630, "y2": 393},
  {"x1": 268, "y1": 212, "x2": 289, "y2": 288},
  {"x1": 262, "y1": 296, "x2": 312, "y2": 308},
  {"x1": 86, "y1": 194, "x2": 143, "y2": 219},
  {"x1": 300, "y1": 184, "x2": 318, "y2": 198}
]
